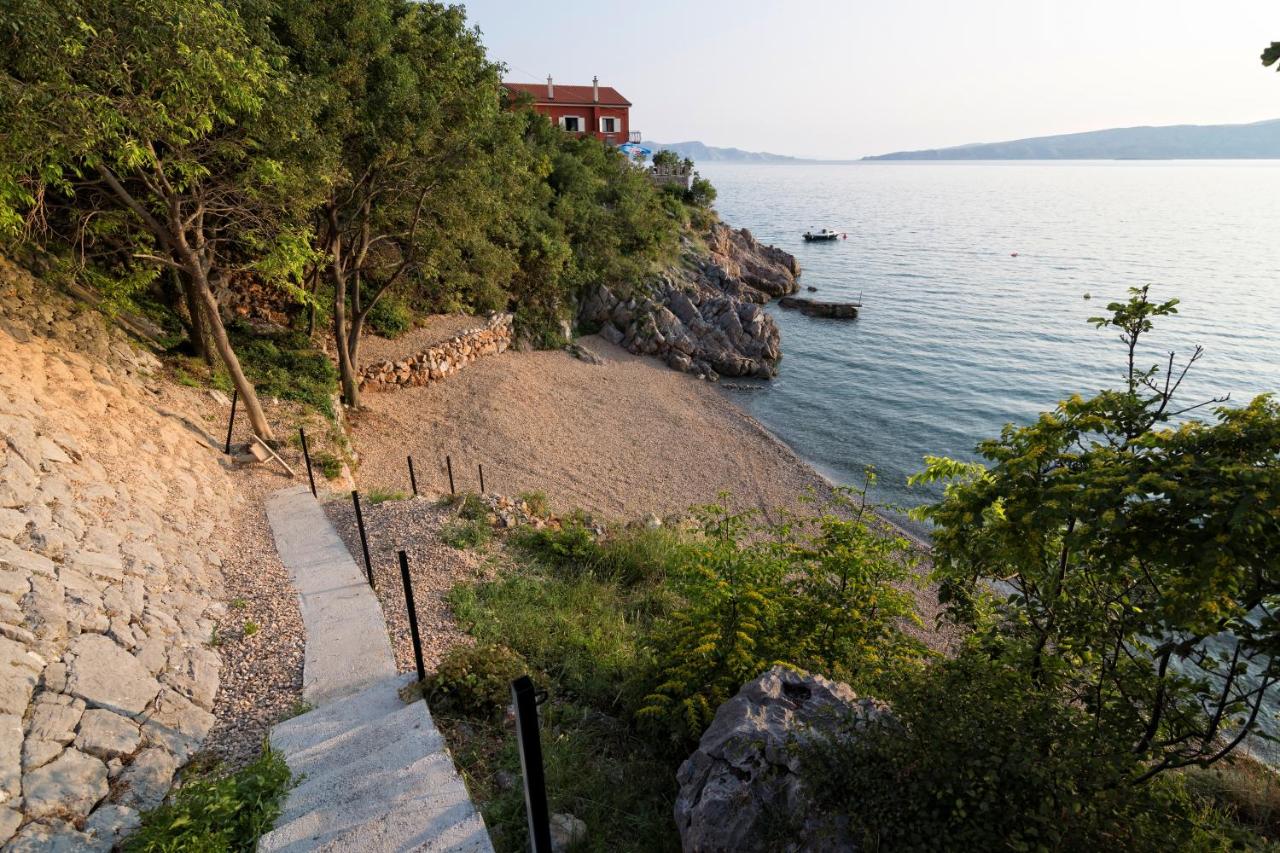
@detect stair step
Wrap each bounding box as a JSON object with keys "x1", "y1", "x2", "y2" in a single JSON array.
[{"x1": 271, "y1": 675, "x2": 415, "y2": 755}]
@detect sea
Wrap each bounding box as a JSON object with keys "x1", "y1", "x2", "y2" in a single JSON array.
[
  {"x1": 702, "y1": 160, "x2": 1280, "y2": 756},
  {"x1": 703, "y1": 160, "x2": 1280, "y2": 528}
]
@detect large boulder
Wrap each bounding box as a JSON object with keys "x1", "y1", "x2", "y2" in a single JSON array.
[{"x1": 674, "y1": 666, "x2": 889, "y2": 853}]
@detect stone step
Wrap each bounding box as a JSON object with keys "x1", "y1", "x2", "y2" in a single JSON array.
[{"x1": 271, "y1": 674, "x2": 414, "y2": 756}]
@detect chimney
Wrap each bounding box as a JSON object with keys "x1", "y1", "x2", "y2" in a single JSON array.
[
  {"x1": 546, "y1": 75, "x2": 554, "y2": 99},
  {"x1": 592, "y1": 75, "x2": 599, "y2": 103}
]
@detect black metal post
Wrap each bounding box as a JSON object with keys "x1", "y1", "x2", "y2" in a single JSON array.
[
  {"x1": 224, "y1": 388, "x2": 238, "y2": 454},
  {"x1": 446, "y1": 455, "x2": 455, "y2": 496},
  {"x1": 408, "y1": 456, "x2": 418, "y2": 497},
  {"x1": 398, "y1": 550, "x2": 426, "y2": 684},
  {"x1": 512, "y1": 675, "x2": 552, "y2": 853},
  {"x1": 478, "y1": 463, "x2": 485, "y2": 494},
  {"x1": 351, "y1": 491, "x2": 374, "y2": 590},
  {"x1": 299, "y1": 428, "x2": 316, "y2": 497}
]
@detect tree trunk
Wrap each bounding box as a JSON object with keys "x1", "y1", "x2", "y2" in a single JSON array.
[
  {"x1": 177, "y1": 269, "x2": 213, "y2": 364},
  {"x1": 330, "y1": 264, "x2": 360, "y2": 409},
  {"x1": 192, "y1": 268, "x2": 275, "y2": 441}
]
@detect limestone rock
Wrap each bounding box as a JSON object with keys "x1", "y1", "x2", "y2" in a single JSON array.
[
  {"x1": 6, "y1": 818, "x2": 104, "y2": 852},
  {"x1": 114, "y1": 747, "x2": 176, "y2": 811},
  {"x1": 550, "y1": 812, "x2": 587, "y2": 853},
  {"x1": 75, "y1": 709, "x2": 141, "y2": 759},
  {"x1": 0, "y1": 714, "x2": 20, "y2": 803},
  {"x1": 0, "y1": 805, "x2": 20, "y2": 845},
  {"x1": 139, "y1": 688, "x2": 214, "y2": 762},
  {"x1": 674, "y1": 666, "x2": 889, "y2": 853},
  {"x1": 22, "y1": 748, "x2": 108, "y2": 819},
  {"x1": 66, "y1": 633, "x2": 161, "y2": 716},
  {"x1": 83, "y1": 802, "x2": 141, "y2": 846}
]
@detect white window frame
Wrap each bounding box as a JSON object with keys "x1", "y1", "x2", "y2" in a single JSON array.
[
  {"x1": 599, "y1": 116, "x2": 619, "y2": 134},
  {"x1": 559, "y1": 115, "x2": 584, "y2": 132}
]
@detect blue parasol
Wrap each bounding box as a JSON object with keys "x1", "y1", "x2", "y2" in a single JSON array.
[{"x1": 618, "y1": 142, "x2": 652, "y2": 158}]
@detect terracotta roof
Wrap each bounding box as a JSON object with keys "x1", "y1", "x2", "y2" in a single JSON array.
[{"x1": 503, "y1": 82, "x2": 631, "y2": 107}]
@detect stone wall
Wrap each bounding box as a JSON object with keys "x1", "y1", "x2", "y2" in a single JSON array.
[
  {"x1": 357, "y1": 313, "x2": 513, "y2": 392},
  {"x1": 0, "y1": 257, "x2": 232, "y2": 849}
]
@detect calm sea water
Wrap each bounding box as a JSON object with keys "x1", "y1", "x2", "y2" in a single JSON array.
[{"x1": 703, "y1": 161, "x2": 1280, "y2": 529}]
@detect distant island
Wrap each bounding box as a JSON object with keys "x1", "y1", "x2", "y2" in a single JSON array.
[
  {"x1": 642, "y1": 140, "x2": 803, "y2": 163},
  {"x1": 865, "y1": 117, "x2": 1280, "y2": 160}
]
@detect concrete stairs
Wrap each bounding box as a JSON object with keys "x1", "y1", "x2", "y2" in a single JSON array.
[{"x1": 260, "y1": 486, "x2": 492, "y2": 852}]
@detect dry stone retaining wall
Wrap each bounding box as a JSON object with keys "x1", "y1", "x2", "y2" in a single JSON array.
[
  {"x1": 0, "y1": 258, "x2": 232, "y2": 850},
  {"x1": 357, "y1": 313, "x2": 513, "y2": 391}
]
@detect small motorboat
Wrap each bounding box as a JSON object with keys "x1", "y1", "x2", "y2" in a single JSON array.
[{"x1": 803, "y1": 228, "x2": 845, "y2": 242}]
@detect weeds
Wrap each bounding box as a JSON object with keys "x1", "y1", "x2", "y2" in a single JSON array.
[{"x1": 440, "y1": 518, "x2": 492, "y2": 550}]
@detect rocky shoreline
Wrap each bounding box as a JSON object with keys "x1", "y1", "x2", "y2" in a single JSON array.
[{"x1": 578, "y1": 222, "x2": 800, "y2": 380}]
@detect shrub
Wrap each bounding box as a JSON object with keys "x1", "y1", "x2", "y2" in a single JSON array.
[
  {"x1": 124, "y1": 747, "x2": 292, "y2": 852},
  {"x1": 366, "y1": 294, "x2": 413, "y2": 338},
  {"x1": 804, "y1": 650, "x2": 1260, "y2": 851},
  {"x1": 311, "y1": 451, "x2": 342, "y2": 480},
  {"x1": 367, "y1": 488, "x2": 408, "y2": 504},
  {"x1": 441, "y1": 518, "x2": 491, "y2": 550},
  {"x1": 228, "y1": 324, "x2": 338, "y2": 417},
  {"x1": 517, "y1": 490, "x2": 550, "y2": 518},
  {"x1": 511, "y1": 515, "x2": 599, "y2": 570},
  {"x1": 455, "y1": 492, "x2": 489, "y2": 521},
  {"x1": 424, "y1": 642, "x2": 527, "y2": 720}
]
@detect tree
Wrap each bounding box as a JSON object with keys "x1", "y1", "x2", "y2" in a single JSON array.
[
  {"x1": 0, "y1": 0, "x2": 321, "y2": 439},
  {"x1": 259, "y1": 0, "x2": 524, "y2": 408},
  {"x1": 913, "y1": 286, "x2": 1280, "y2": 781}
]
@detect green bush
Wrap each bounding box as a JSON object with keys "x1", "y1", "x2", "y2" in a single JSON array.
[
  {"x1": 803, "y1": 650, "x2": 1260, "y2": 851},
  {"x1": 511, "y1": 515, "x2": 600, "y2": 570},
  {"x1": 440, "y1": 518, "x2": 491, "y2": 550},
  {"x1": 312, "y1": 451, "x2": 342, "y2": 480},
  {"x1": 124, "y1": 747, "x2": 291, "y2": 852},
  {"x1": 366, "y1": 294, "x2": 413, "y2": 338},
  {"x1": 517, "y1": 490, "x2": 550, "y2": 518},
  {"x1": 425, "y1": 642, "x2": 527, "y2": 720},
  {"x1": 228, "y1": 324, "x2": 338, "y2": 417},
  {"x1": 455, "y1": 492, "x2": 489, "y2": 521}
]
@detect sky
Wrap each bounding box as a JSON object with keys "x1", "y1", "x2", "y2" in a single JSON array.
[{"x1": 460, "y1": 0, "x2": 1280, "y2": 159}]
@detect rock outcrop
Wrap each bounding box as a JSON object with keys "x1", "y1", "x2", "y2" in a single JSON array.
[
  {"x1": 0, "y1": 257, "x2": 231, "y2": 849},
  {"x1": 579, "y1": 223, "x2": 799, "y2": 380},
  {"x1": 357, "y1": 313, "x2": 513, "y2": 391},
  {"x1": 674, "y1": 666, "x2": 889, "y2": 853},
  {"x1": 777, "y1": 297, "x2": 859, "y2": 319}
]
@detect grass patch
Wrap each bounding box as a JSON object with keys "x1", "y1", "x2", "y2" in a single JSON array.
[
  {"x1": 312, "y1": 451, "x2": 342, "y2": 480},
  {"x1": 367, "y1": 488, "x2": 409, "y2": 505},
  {"x1": 440, "y1": 518, "x2": 492, "y2": 550},
  {"x1": 123, "y1": 746, "x2": 291, "y2": 852},
  {"x1": 242, "y1": 620, "x2": 259, "y2": 638},
  {"x1": 517, "y1": 490, "x2": 550, "y2": 518}
]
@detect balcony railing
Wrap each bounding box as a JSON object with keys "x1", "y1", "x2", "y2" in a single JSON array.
[{"x1": 628, "y1": 131, "x2": 641, "y2": 143}]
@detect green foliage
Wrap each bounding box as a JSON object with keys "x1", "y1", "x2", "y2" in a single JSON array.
[
  {"x1": 366, "y1": 294, "x2": 414, "y2": 338},
  {"x1": 229, "y1": 324, "x2": 337, "y2": 416},
  {"x1": 311, "y1": 451, "x2": 342, "y2": 479},
  {"x1": 1263, "y1": 42, "x2": 1280, "y2": 69},
  {"x1": 440, "y1": 518, "x2": 491, "y2": 550},
  {"x1": 517, "y1": 490, "x2": 550, "y2": 517},
  {"x1": 805, "y1": 650, "x2": 1260, "y2": 851},
  {"x1": 685, "y1": 176, "x2": 717, "y2": 208},
  {"x1": 424, "y1": 642, "x2": 527, "y2": 720},
  {"x1": 455, "y1": 492, "x2": 489, "y2": 522},
  {"x1": 638, "y1": 491, "x2": 925, "y2": 746},
  {"x1": 367, "y1": 488, "x2": 408, "y2": 504},
  {"x1": 915, "y1": 286, "x2": 1280, "y2": 781},
  {"x1": 242, "y1": 620, "x2": 259, "y2": 638},
  {"x1": 124, "y1": 747, "x2": 292, "y2": 852}
]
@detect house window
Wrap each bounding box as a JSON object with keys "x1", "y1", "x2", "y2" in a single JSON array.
[
  {"x1": 600, "y1": 116, "x2": 618, "y2": 133},
  {"x1": 560, "y1": 116, "x2": 582, "y2": 132}
]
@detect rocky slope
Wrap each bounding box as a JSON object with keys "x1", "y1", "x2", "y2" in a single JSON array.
[
  {"x1": 0, "y1": 258, "x2": 234, "y2": 849},
  {"x1": 579, "y1": 222, "x2": 800, "y2": 380}
]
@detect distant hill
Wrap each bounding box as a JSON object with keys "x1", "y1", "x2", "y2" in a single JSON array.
[
  {"x1": 642, "y1": 140, "x2": 804, "y2": 163},
  {"x1": 865, "y1": 118, "x2": 1280, "y2": 160}
]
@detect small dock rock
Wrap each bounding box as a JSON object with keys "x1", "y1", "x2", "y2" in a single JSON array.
[{"x1": 777, "y1": 296, "x2": 860, "y2": 319}]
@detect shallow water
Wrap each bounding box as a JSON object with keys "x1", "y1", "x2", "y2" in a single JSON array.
[{"x1": 703, "y1": 161, "x2": 1280, "y2": 529}]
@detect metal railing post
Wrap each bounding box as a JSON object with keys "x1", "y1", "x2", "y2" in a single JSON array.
[
  {"x1": 478, "y1": 463, "x2": 485, "y2": 494},
  {"x1": 224, "y1": 388, "x2": 238, "y2": 454},
  {"x1": 351, "y1": 491, "x2": 374, "y2": 590},
  {"x1": 299, "y1": 428, "x2": 317, "y2": 497},
  {"x1": 512, "y1": 675, "x2": 552, "y2": 853},
  {"x1": 408, "y1": 455, "x2": 418, "y2": 497},
  {"x1": 398, "y1": 550, "x2": 426, "y2": 683},
  {"x1": 446, "y1": 455, "x2": 455, "y2": 496}
]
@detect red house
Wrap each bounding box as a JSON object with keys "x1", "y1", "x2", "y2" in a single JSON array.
[{"x1": 503, "y1": 77, "x2": 638, "y2": 145}]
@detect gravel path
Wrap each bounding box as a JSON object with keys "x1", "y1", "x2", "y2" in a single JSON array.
[
  {"x1": 323, "y1": 496, "x2": 489, "y2": 674},
  {"x1": 152, "y1": 383, "x2": 311, "y2": 769},
  {"x1": 357, "y1": 314, "x2": 486, "y2": 366}
]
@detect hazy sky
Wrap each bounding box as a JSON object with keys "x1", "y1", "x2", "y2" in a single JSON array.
[{"x1": 461, "y1": 1, "x2": 1280, "y2": 159}]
